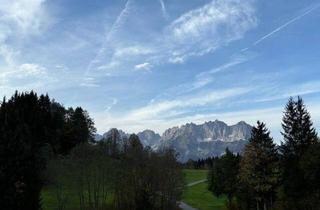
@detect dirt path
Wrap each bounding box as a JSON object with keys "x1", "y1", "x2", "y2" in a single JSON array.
[
  {"x1": 187, "y1": 179, "x2": 207, "y2": 187},
  {"x1": 179, "y1": 201, "x2": 199, "y2": 210},
  {"x1": 179, "y1": 179, "x2": 207, "y2": 210}
]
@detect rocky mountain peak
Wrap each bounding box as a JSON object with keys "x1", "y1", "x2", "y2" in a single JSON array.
[
  {"x1": 137, "y1": 130, "x2": 161, "y2": 147},
  {"x1": 97, "y1": 120, "x2": 252, "y2": 162}
]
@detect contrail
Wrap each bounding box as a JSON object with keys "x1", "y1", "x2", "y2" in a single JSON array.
[
  {"x1": 253, "y1": 4, "x2": 320, "y2": 46},
  {"x1": 159, "y1": 0, "x2": 168, "y2": 19},
  {"x1": 85, "y1": 0, "x2": 131, "y2": 75}
]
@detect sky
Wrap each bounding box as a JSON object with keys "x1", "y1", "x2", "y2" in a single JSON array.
[{"x1": 1, "y1": 0, "x2": 320, "y2": 142}]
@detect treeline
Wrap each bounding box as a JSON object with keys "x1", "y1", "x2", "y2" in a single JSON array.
[
  {"x1": 181, "y1": 157, "x2": 219, "y2": 169},
  {"x1": 207, "y1": 97, "x2": 320, "y2": 210},
  {"x1": 0, "y1": 91, "x2": 95, "y2": 210},
  {"x1": 0, "y1": 91, "x2": 184, "y2": 210},
  {"x1": 48, "y1": 130, "x2": 184, "y2": 210},
  {"x1": 183, "y1": 156, "x2": 217, "y2": 169}
]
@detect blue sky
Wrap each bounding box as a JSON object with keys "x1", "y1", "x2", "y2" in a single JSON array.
[{"x1": 1, "y1": 0, "x2": 320, "y2": 141}]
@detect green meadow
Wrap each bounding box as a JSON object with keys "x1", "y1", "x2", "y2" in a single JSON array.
[
  {"x1": 182, "y1": 169, "x2": 227, "y2": 210},
  {"x1": 42, "y1": 169, "x2": 225, "y2": 210}
]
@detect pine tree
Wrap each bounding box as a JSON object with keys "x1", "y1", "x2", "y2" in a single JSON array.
[
  {"x1": 281, "y1": 97, "x2": 317, "y2": 156},
  {"x1": 0, "y1": 92, "x2": 48, "y2": 210},
  {"x1": 0, "y1": 91, "x2": 97, "y2": 209},
  {"x1": 239, "y1": 121, "x2": 279, "y2": 210},
  {"x1": 60, "y1": 107, "x2": 96, "y2": 154},
  {"x1": 208, "y1": 148, "x2": 240, "y2": 204},
  {"x1": 280, "y1": 96, "x2": 318, "y2": 210}
]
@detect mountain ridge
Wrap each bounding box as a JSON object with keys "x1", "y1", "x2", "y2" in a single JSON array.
[{"x1": 97, "y1": 120, "x2": 252, "y2": 161}]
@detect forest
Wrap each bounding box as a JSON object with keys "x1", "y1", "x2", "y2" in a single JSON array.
[
  {"x1": 0, "y1": 91, "x2": 183, "y2": 210},
  {"x1": 189, "y1": 97, "x2": 320, "y2": 210},
  {"x1": 0, "y1": 91, "x2": 319, "y2": 210}
]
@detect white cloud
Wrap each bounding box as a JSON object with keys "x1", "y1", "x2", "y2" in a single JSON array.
[
  {"x1": 157, "y1": 54, "x2": 252, "y2": 100},
  {"x1": 94, "y1": 100, "x2": 320, "y2": 142},
  {"x1": 166, "y1": 0, "x2": 257, "y2": 61},
  {"x1": 159, "y1": 0, "x2": 169, "y2": 19},
  {"x1": 115, "y1": 46, "x2": 153, "y2": 57},
  {"x1": 0, "y1": 63, "x2": 47, "y2": 80},
  {"x1": 253, "y1": 4, "x2": 320, "y2": 46},
  {"x1": 129, "y1": 87, "x2": 251, "y2": 119},
  {"x1": 195, "y1": 54, "x2": 250, "y2": 86},
  {"x1": 92, "y1": 87, "x2": 252, "y2": 133},
  {"x1": 18, "y1": 63, "x2": 47, "y2": 77},
  {"x1": 80, "y1": 77, "x2": 100, "y2": 88},
  {"x1": 0, "y1": 0, "x2": 48, "y2": 33},
  {"x1": 0, "y1": 63, "x2": 52, "y2": 96},
  {"x1": 0, "y1": 0, "x2": 50, "y2": 82},
  {"x1": 242, "y1": 3, "x2": 320, "y2": 51},
  {"x1": 105, "y1": 98, "x2": 118, "y2": 112},
  {"x1": 85, "y1": 0, "x2": 257, "y2": 76},
  {"x1": 134, "y1": 62, "x2": 152, "y2": 71},
  {"x1": 256, "y1": 80, "x2": 320, "y2": 102},
  {"x1": 168, "y1": 56, "x2": 184, "y2": 64},
  {"x1": 85, "y1": 0, "x2": 132, "y2": 75}
]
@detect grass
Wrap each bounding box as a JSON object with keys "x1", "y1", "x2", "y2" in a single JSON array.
[
  {"x1": 41, "y1": 185, "x2": 113, "y2": 210},
  {"x1": 183, "y1": 169, "x2": 209, "y2": 184},
  {"x1": 182, "y1": 169, "x2": 227, "y2": 210},
  {"x1": 42, "y1": 169, "x2": 225, "y2": 210},
  {"x1": 41, "y1": 185, "x2": 80, "y2": 210}
]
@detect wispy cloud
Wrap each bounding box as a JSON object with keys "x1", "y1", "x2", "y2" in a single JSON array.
[
  {"x1": 0, "y1": 0, "x2": 49, "y2": 65},
  {"x1": 256, "y1": 80, "x2": 320, "y2": 102},
  {"x1": 0, "y1": 0, "x2": 52, "y2": 94},
  {"x1": 195, "y1": 54, "x2": 251, "y2": 84},
  {"x1": 155, "y1": 53, "x2": 253, "y2": 100},
  {"x1": 242, "y1": 3, "x2": 320, "y2": 51},
  {"x1": 85, "y1": 0, "x2": 132, "y2": 76},
  {"x1": 166, "y1": 0, "x2": 257, "y2": 62},
  {"x1": 93, "y1": 86, "x2": 253, "y2": 133},
  {"x1": 134, "y1": 62, "x2": 152, "y2": 71},
  {"x1": 105, "y1": 98, "x2": 118, "y2": 112},
  {"x1": 130, "y1": 87, "x2": 251, "y2": 119},
  {"x1": 254, "y1": 3, "x2": 320, "y2": 45},
  {"x1": 86, "y1": 0, "x2": 257, "y2": 77},
  {"x1": 159, "y1": 0, "x2": 169, "y2": 19}
]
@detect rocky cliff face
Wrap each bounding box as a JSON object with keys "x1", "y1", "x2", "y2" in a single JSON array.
[
  {"x1": 98, "y1": 120, "x2": 252, "y2": 162},
  {"x1": 158, "y1": 120, "x2": 252, "y2": 161},
  {"x1": 103, "y1": 128, "x2": 129, "y2": 140},
  {"x1": 137, "y1": 130, "x2": 161, "y2": 147},
  {"x1": 161, "y1": 120, "x2": 251, "y2": 143}
]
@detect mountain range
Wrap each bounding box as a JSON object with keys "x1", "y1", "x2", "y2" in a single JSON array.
[{"x1": 97, "y1": 120, "x2": 252, "y2": 162}]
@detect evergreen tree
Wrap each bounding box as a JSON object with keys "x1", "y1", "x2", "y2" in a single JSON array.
[
  {"x1": 299, "y1": 141, "x2": 320, "y2": 209},
  {"x1": 0, "y1": 92, "x2": 49, "y2": 210},
  {"x1": 208, "y1": 148, "x2": 240, "y2": 204},
  {"x1": 239, "y1": 121, "x2": 279, "y2": 210},
  {"x1": 280, "y1": 97, "x2": 318, "y2": 210},
  {"x1": 60, "y1": 107, "x2": 96, "y2": 154},
  {"x1": 0, "y1": 91, "x2": 97, "y2": 209}
]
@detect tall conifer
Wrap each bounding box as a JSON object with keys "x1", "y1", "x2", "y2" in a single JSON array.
[{"x1": 239, "y1": 121, "x2": 279, "y2": 210}]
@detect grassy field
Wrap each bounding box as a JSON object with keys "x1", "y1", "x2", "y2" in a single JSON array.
[
  {"x1": 182, "y1": 169, "x2": 227, "y2": 210},
  {"x1": 42, "y1": 169, "x2": 225, "y2": 210},
  {"x1": 183, "y1": 169, "x2": 208, "y2": 184},
  {"x1": 41, "y1": 185, "x2": 113, "y2": 210},
  {"x1": 41, "y1": 185, "x2": 78, "y2": 210}
]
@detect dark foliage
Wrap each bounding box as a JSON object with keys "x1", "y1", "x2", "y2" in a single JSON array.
[
  {"x1": 239, "y1": 121, "x2": 279, "y2": 210},
  {"x1": 114, "y1": 134, "x2": 184, "y2": 210},
  {"x1": 0, "y1": 91, "x2": 96, "y2": 210},
  {"x1": 208, "y1": 148, "x2": 240, "y2": 203},
  {"x1": 280, "y1": 97, "x2": 318, "y2": 210},
  {"x1": 206, "y1": 97, "x2": 319, "y2": 210},
  {"x1": 183, "y1": 156, "x2": 217, "y2": 169}
]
